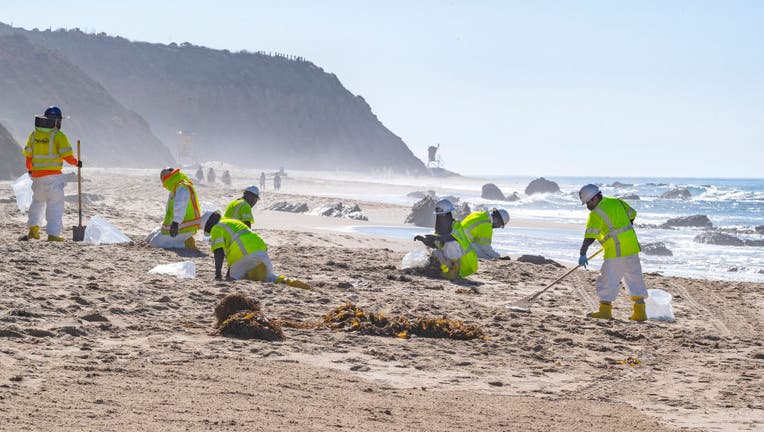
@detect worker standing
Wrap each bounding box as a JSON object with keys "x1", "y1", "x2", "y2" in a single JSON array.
[
  {"x1": 414, "y1": 199, "x2": 478, "y2": 280},
  {"x1": 224, "y1": 185, "x2": 259, "y2": 227},
  {"x1": 273, "y1": 173, "x2": 281, "y2": 191},
  {"x1": 145, "y1": 168, "x2": 201, "y2": 249},
  {"x1": 207, "y1": 167, "x2": 216, "y2": 183},
  {"x1": 577, "y1": 184, "x2": 648, "y2": 321},
  {"x1": 23, "y1": 106, "x2": 82, "y2": 241},
  {"x1": 195, "y1": 166, "x2": 204, "y2": 183},
  {"x1": 259, "y1": 171, "x2": 266, "y2": 190},
  {"x1": 221, "y1": 170, "x2": 232, "y2": 185},
  {"x1": 461, "y1": 208, "x2": 510, "y2": 259},
  {"x1": 203, "y1": 211, "x2": 309, "y2": 288}
]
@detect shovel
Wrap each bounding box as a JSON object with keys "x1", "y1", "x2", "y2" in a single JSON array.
[
  {"x1": 72, "y1": 140, "x2": 86, "y2": 241},
  {"x1": 506, "y1": 248, "x2": 603, "y2": 313}
]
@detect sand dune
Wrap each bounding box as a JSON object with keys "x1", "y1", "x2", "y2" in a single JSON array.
[{"x1": 0, "y1": 168, "x2": 761, "y2": 431}]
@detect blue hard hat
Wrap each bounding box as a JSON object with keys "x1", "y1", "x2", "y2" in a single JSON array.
[{"x1": 44, "y1": 106, "x2": 63, "y2": 119}]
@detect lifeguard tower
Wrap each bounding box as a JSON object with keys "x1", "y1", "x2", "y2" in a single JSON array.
[
  {"x1": 176, "y1": 130, "x2": 196, "y2": 166},
  {"x1": 427, "y1": 144, "x2": 443, "y2": 169}
]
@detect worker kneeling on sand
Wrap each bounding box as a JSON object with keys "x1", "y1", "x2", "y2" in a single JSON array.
[
  {"x1": 461, "y1": 208, "x2": 510, "y2": 259},
  {"x1": 224, "y1": 185, "x2": 259, "y2": 227},
  {"x1": 414, "y1": 199, "x2": 478, "y2": 280},
  {"x1": 578, "y1": 184, "x2": 648, "y2": 321},
  {"x1": 23, "y1": 106, "x2": 82, "y2": 242},
  {"x1": 146, "y1": 168, "x2": 201, "y2": 249},
  {"x1": 203, "y1": 211, "x2": 309, "y2": 288}
]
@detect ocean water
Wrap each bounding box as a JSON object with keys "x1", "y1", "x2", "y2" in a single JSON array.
[{"x1": 348, "y1": 176, "x2": 764, "y2": 282}]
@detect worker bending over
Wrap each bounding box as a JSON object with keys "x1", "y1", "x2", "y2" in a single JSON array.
[
  {"x1": 146, "y1": 168, "x2": 201, "y2": 249},
  {"x1": 203, "y1": 211, "x2": 309, "y2": 288},
  {"x1": 414, "y1": 199, "x2": 478, "y2": 280},
  {"x1": 461, "y1": 208, "x2": 510, "y2": 259},
  {"x1": 23, "y1": 106, "x2": 82, "y2": 242},
  {"x1": 578, "y1": 184, "x2": 648, "y2": 321},
  {"x1": 224, "y1": 185, "x2": 259, "y2": 227}
]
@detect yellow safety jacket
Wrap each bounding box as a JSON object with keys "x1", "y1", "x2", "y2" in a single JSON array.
[
  {"x1": 161, "y1": 169, "x2": 201, "y2": 235},
  {"x1": 23, "y1": 127, "x2": 73, "y2": 176},
  {"x1": 436, "y1": 220, "x2": 478, "y2": 278},
  {"x1": 224, "y1": 198, "x2": 253, "y2": 225},
  {"x1": 584, "y1": 197, "x2": 640, "y2": 259},
  {"x1": 461, "y1": 211, "x2": 493, "y2": 246},
  {"x1": 210, "y1": 218, "x2": 268, "y2": 266}
]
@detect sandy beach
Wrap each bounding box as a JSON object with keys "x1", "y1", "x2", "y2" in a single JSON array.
[{"x1": 0, "y1": 168, "x2": 762, "y2": 431}]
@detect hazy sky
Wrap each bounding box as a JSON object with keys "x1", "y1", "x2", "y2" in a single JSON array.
[{"x1": 2, "y1": 1, "x2": 762, "y2": 177}]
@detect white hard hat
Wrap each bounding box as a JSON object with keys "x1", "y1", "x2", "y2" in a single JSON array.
[
  {"x1": 200, "y1": 210, "x2": 221, "y2": 233},
  {"x1": 579, "y1": 184, "x2": 600, "y2": 205},
  {"x1": 244, "y1": 185, "x2": 260, "y2": 197},
  {"x1": 495, "y1": 208, "x2": 510, "y2": 227},
  {"x1": 433, "y1": 199, "x2": 455, "y2": 215}
]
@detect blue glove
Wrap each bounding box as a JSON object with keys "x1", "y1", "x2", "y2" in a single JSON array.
[{"x1": 578, "y1": 255, "x2": 588, "y2": 268}]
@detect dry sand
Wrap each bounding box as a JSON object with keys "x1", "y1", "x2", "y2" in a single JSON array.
[{"x1": 0, "y1": 168, "x2": 762, "y2": 431}]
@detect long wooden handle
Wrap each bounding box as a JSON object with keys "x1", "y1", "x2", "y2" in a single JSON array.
[
  {"x1": 527, "y1": 248, "x2": 603, "y2": 301},
  {"x1": 77, "y1": 140, "x2": 82, "y2": 227}
]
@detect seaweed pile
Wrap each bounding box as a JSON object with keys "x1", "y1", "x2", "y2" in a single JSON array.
[
  {"x1": 214, "y1": 293, "x2": 284, "y2": 341},
  {"x1": 321, "y1": 303, "x2": 485, "y2": 340}
]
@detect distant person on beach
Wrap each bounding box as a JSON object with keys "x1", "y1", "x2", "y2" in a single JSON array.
[
  {"x1": 195, "y1": 166, "x2": 204, "y2": 182},
  {"x1": 414, "y1": 199, "x2": 478, "y2": 280},
  {"x1": 145, "y1": 168, "x2": 201, "y2": 250},
  {"x1": 224, "y1": 185, "x2": 259, "y2": 227},
  {"x1": 578, "y1": 184, "x2": 648, "y2": 321},
  {"x1": 259, "y1": 171, "x2": 266, "y2": 190},
  {"x1": 203, "y1": 211, "x2": 309, "y2": 288},
  {"x1": 207, "y1": 167, "x2": 216, "y2": 183},
  {"x1": 273, "y1": 173, "x2": 281, "y2": 191},
  {"x1": 461, "y1": 208, "x2": 510, "y2": 259},
  {"x1": 221, "y1": 170, "x2": 232, "y2": 185},
  {"x1": 22, "y1": 106, "x2": 82, "y2": 242}
]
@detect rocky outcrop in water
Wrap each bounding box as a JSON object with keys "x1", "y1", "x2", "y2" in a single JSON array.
[
  {"x1": 313, "y1": 202, "x2": 368, "y2": 221},
  {"x1": 619, "y1": 194, "x2": 640, "y2": 201},
  {"x1": 268, "y1": 202, "x2": 309, "y2": 213},
  {"x1": 660, "y1": 188, "x2": 691, "y2": 200},
  {"x1": 641, "y1": 242, "x2": 673, "y2": 256},
  {"x1": 607, "y1": 181, "x2": 633, "y2": 188},
  {"x1": 405, "y1": 196, "x2": 437, "y2": 227},
  {"x1": 481, "y1": 183, "x2": 506, "y2": 201},
  {"x1": 661, "y1": 215, "x2": 713, "y2": 229},
  {"x1": 525, "y1": 177, "x2": 560, "y2": 195},
  {"x1": 694, "y1": 232, "x2": 744, "y2": 246}
]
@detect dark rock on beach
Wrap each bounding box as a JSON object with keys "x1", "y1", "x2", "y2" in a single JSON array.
[
  {"x1": 661, "y1": 215, "x2": 713, "y2": 229},
  {"x1": 641, "y1": 242, "x2": 673, "y2": 256},
  {"x1": 525, "y1": 178, "x2": 560, "y2": 195}
]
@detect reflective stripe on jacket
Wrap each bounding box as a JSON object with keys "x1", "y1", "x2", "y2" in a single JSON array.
[
  {"x1": 584, "y1": 197, "x2": 640, "y2": 259},
  {"x1": 23, "y1": 128, "x2": 73, "y2": 175},
  {"x1": 461, "y1": 211, "x2": 493, "y2": 246},
  {"x1": 209, "y1": 218, "x2": 268, "y2": 266},
  {"x1": 161, "y1": 170, "x2": 201, "y2": 235},
  {"x1": 437, "y1": 220, "x2": 478, "y2": 278},
  {"x1": 224, "y1": 199, "x2": 253, "y2": 224}
]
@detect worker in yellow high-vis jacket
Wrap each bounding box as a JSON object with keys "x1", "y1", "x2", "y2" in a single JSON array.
[
  {"x1": 145, "y1": 168, "x2": 201, "y2": 249},
  {"x1": 223, "y1": 185, "x2": 259, "y2": 227},
  {"x1": 461, "y1": 208, "x2": 510, "y2": 259},
  {"x1": 23, "y1": 106, "x2": 82, "y2": 242},
  {"x1": 414, "y1": 199, "x2": 478, "y2": 280},
  {"x1": 202, "y1": 211, "x2": 309, "y2": 289},
  {"x1": 577, "y1": 184, "x2": 648, "y2": 321}
]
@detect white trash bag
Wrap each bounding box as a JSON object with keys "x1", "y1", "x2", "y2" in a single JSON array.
[
  {"x1": 84, "y1": 216, "x2": 133, "y2": 245},
  {"x1": 149, "y1": 261, "x2": 196, "y2": 279},
  {"x1": 12, "y1": 173, "x2": 33, "y2": 214},
  {"x1": 401, "y1": 248, "x2": 431, "y2": 270},
  {"x1": 646, "y1": 288, "x2": 675, "y2": 322}
]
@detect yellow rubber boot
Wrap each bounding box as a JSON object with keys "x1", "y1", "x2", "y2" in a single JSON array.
[
  {"x1": 246, "y1": 263, "x2": 268, "y2": 282},
  {"x1": 587, "y1": 302, "x2": 613, "y2": 319},
  {"x1": 28, "y1": 226, "x2": 41, "y2": 240},
  {"x1": 184, "y1": 237, "x2": 197, "y2": 250},
  {"x1": 630, "y1": 302, "x2": 647, "y2": 322},
  {"x1": 47, "y1": 235, "x2": 64, "y2": 242}
]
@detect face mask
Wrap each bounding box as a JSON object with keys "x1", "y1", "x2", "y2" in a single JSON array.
[{"x1": 435, "y1": 213, "x2": 453, "y2": 235}]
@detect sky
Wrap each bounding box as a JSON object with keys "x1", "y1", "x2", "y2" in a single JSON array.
[{"x1": 2, "y1": 1, "x2": 762, "y2": 178}]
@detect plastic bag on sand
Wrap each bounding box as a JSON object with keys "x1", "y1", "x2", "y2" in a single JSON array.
[
  {"x1": 149, "y1": 261, "x2": 196, "y2": 279},
  {"x1": 12, "y1": 173, "x2": 33, "y2": 213},
  {"x1": 84, "y1": 216, "x2": 132, "y2": 245},
  {"x1": 401, "y1": 248, "x2": 431, "y2": 270},
  {"x1": 646, "y1": 288, "x2": 675, "y2": 321}
]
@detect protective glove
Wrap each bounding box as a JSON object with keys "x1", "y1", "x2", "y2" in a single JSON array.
[
  {"x1": 77, "y1": 160, "x2": 83, "y2": 168},
  {"x1": 170, "y1": 222, "x2": 179, "y2": 237},
  {"x1": 578, "y1": 255, "x2": 588, "y2": 268},
  {"x1": 414, "y1": 234, "x2": 437, "y2": 249}
]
